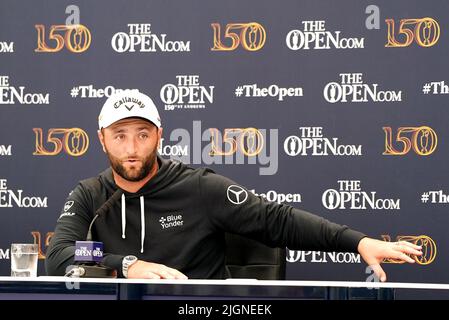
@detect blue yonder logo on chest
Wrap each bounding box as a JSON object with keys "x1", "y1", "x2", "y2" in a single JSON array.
[{"x1": 159, "y1": 214, "x2": 184, "y2": 229}]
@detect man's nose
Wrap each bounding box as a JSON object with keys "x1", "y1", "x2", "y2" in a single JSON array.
[{"x1": 125, "y1": 137, "x2": 138, "y2": 155}]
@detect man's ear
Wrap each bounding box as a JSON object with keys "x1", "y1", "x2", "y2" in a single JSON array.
[
  {"x1": 157, "y1": 127, "x2": 163, "y2": 149},
  {"x1": 97, "y1": 129, "x2": 107, "y2": 153}
]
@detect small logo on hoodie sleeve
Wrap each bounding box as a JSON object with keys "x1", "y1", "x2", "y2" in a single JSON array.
[
  {"x1": 58, "y1": 212, "x2": 76, "y2": 220},
  {"x1": 226, "y1": 185, "x2": 248, "y2": 205},
  {"x1": 64, "y1": 201, "x2": 74, "y2": 211},
  {"x1": 58, "y1": 200, "x2": 76, "y2": 220}
]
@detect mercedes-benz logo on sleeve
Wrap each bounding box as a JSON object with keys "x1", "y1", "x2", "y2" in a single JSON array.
[{"x1": 226, "y1": 185, "x2": 248, "y2": 205}]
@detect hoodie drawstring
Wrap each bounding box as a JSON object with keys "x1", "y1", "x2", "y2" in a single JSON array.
[
  {"x1": 140, "y1": 196, "x2": 145, "y2": 253},
  {"x1": 121, "y1": 194, "x2": 126, "y2": 239},
  {"x1": 120, "y1": 193, "x2": 146, "y2": 253}
]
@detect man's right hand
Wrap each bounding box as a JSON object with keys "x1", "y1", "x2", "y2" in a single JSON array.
[{"x1": 127, "y1": 260, "x2": 188, "y2": 279}]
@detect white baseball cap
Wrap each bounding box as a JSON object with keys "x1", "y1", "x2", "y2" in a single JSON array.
[{"x1": 98, "y1": 89, "x2": 161, "y2": 129}]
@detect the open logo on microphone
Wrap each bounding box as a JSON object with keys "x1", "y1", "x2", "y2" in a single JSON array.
[{"x1": 74, "y1": 241, "x2": 103, "y2": 263}]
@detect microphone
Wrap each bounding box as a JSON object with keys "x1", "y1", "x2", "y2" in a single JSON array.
[
  {"x1": 68, "y1": 189, "x2": 123, "y2": 278},
  {"x1": 87, "y1": 189, "x2": 123, "y2": 241}
]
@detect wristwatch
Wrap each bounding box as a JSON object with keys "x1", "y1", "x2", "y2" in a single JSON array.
[{"x1": 122, "y1": 255, "x2": 138, "y2": 278}]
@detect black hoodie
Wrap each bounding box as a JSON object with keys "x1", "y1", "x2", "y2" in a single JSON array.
[{"x1": 45, "y1": 156, "x2": 366, "y2": 278}]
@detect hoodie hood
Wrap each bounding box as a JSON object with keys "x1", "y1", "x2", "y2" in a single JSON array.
[{"x1": 97, "y1": 155, "x2": 186, "y2": 253}]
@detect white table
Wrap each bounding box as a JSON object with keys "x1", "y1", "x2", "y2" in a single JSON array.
[{"x1": 1, "y1": 277, "x2": 449, "y2": 300}]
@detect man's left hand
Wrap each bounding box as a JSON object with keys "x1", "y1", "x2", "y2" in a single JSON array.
[{"x1": 357, "y1": 237, "x2": 422, "y2": 282}]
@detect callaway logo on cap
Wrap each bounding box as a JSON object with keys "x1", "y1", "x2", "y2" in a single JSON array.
[{"x1": 98, "y1": 89, "x2": 161, "y2": 129}]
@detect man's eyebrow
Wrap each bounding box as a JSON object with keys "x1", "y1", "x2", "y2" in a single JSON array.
[
  {"x1": 137, "y1": 126, "x2": 153, "y2": 131},
  {"x1": 110, "y1": 127, "x2": 127, "y2": 133},
  {"x1": 110, "y1": 126, "x2": 153, "y2": 133}
]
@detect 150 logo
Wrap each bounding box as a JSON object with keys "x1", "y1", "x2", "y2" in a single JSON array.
[
  {"x1": 209, "y1": 128, "x2": 264, "y2": 157},
  {"x1": 33, "y1": 128, "x2": 89, "y2": 156},
  {"x1": 385, "y1": 18, "x2": 440, "y2": 48},
  {"x1": 211, "y1": 22, "x2": 266, "y2": 51},
  {"x1": 31, "y1": 231, "x2": 54, "y2": 259},
  {"x1": 152, "y1": 121, "x2": 278, "y2": 175},
  {"x1": 383, "y1": 126, "x2": 437, "y2": 156},
  {"x1": 35, "y1": 24, "x2": 91, "y2": 53}
]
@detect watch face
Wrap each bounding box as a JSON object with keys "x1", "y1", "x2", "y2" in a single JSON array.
[{"x1": 125, "y1": 255, "x2": 137, "y2": 264}]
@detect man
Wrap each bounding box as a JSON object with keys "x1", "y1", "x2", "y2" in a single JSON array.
[{"x1": 46, "y1": 90, "x2": 422, "y2": 281}]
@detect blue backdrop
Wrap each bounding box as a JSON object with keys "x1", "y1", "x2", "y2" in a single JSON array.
[{"x1": 1, "y1": 0, "x2": 448, "y2": 299}]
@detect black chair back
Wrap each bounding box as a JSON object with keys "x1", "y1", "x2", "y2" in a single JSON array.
[{"x1": 224, "y1": 233, "x2": 286, "y2": 280}]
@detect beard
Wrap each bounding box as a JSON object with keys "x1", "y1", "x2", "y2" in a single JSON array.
[{"x1": 105, "y1": 148, "x2": 158, "y2": 182}]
